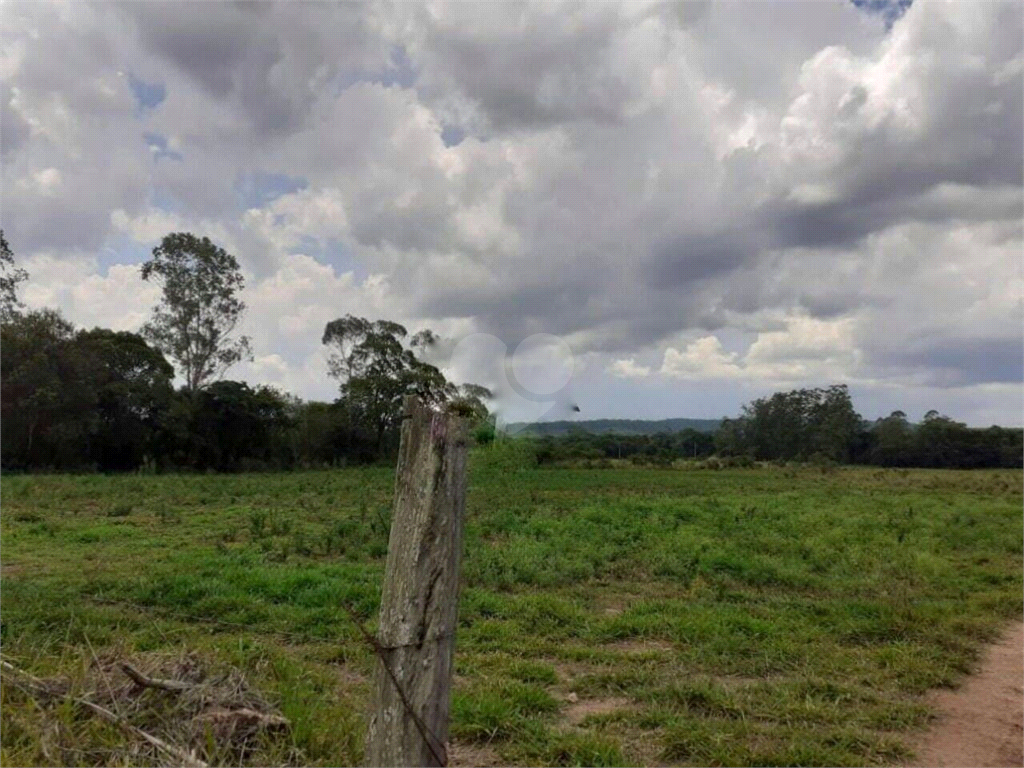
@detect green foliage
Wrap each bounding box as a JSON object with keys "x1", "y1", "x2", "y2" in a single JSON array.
[
  {"x1": 3, "y1": 291, "x2": 1016, "y2": 473},
  {"x1": 718, "y1": 387, "x2": 1021, "y2": 470},
  {"x1": 726, "y1": 384, "x2": 861, "y2": 462},
  {"x1": 141, "y1": 232, "x2": 252, "y2": 392},
  {"x1": 322, "y1": 316, "x2": 453, "y2": 450},
  {"x1": 165, "y1": 381, "x2": 295, "y2": 472},
  {"x1": 322, "y1": 314, "x2": 491, "y2": 453},
  {"x1": 521, "y1": 428, "x2": 717, "y2": 466},
  {"x1": 0, "y1": 311, "x2": 175, "y2": 471},
  {"x1": 0, "y1": 229, "x2": 28, "y2": 321}
]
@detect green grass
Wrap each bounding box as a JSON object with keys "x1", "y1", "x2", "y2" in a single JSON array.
[{"x1": 1, "y1": 455, "x2": 1020, "y2": 766}]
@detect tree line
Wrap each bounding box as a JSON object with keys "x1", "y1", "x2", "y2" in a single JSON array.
[
  {"x1": 533, "y1": 385, "x2": 1022, "y2": 470},
  {"x1": 1, "y1": 231, "x2": 1019, "y2": 472},
  {"x1": 1, "y1": 231, "x2": 491, "y2": 473}
]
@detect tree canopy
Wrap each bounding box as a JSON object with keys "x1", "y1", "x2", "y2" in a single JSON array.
[
  {"x1": 141, "y1": 232, "x2": 252, "y2": 391},
  {"x1": 0, "y1": 229, "x2": 28, "y2": 322},
  {"x1": 322, "y1": 315, "x2": 490, "y2": 450}
]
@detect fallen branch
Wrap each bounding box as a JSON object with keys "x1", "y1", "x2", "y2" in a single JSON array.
[
  {"x1": 1, "y1": 659, "x2": 208, "y2": 768},
  {"x1": 119, "y1": 662, "x2": 194, "y2": 692},
  {"x1": 196, "y1": 707, "x2": 290, "y2": 732}
]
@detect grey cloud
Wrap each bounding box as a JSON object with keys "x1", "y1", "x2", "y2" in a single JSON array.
[
  {"x1": 768, "y1": 140, "x2": 1023, "y2": 252},
  {"x1": 866, "y1": 337, "x2": 1024, "y2": 388},
  {"x1": 647, "y1": 230, "x2": 762, "y2": 287},
  {"x1": 403, "y1": 4, "x2": 653, "y2": 132},
  {"x1": 120, "y1": 2, "x2": 390, "y2": 139},
  {"x1": 123, "y1": 3, "x2": 261, "y2": 98},
  {"x1": 1, "y1": 87, "x2": 30, "y2": 158}
]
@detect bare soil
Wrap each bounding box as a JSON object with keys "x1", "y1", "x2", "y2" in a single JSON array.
[
  {"x1": 604, "y1": 638, "x2": 675, "y2": 654},
  {"x1": 448, "y1": 741, "x2": 501, "y2": 767},
  {"x1": 564, "y1": 695, "x2": 632, "y2": 725},
  {"x1": 907, "y1": 622, "x2": 1023, "y2": 768}
]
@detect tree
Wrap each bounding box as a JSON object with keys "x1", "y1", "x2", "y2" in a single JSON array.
[
  {"x1": 323, "y1": 316, "x2": 458, "y2": 452},
  {"x1": 0, "y1": 314, "x2": 174, "y2": 471},
  {"x1": 141, "y1": 232, "x2": 252, "y2": 391},
  {"x1": 806, "y1": 384, "x2": 861, "y2": 462},
  {"x1": 1, "y1": 309, "x2": 79, "y2": 468},
  {"x1": 0, "y1": 229, "x2": 28, "y2": 322},
  {"x1": 870, "y1": 410, "x2": 913, "y2": 466},
  {"x1": 183, "y1": 381, "x2": 293, "y2": 472},
  {"x1": 725, "y1": 385, "x2": 862, "y2": 462},
  {"x1": 915, "y1": 410, "x2": 969, "y2": 468},
  {"x1": 74, "y1": 328, "x2": 175, "y2": 471},
  {"x1": 449, "y1": 383, "x2": 493, "y2": 421}
]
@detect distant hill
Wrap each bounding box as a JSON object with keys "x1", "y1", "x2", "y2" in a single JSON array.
[{"x1": 502, "y1": 417, "x2": 722, "y2": 436}]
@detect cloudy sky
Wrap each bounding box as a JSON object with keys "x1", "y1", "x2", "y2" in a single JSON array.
[{"x1": 2, "y1": 0, "x2": 1021, "y2": 426}]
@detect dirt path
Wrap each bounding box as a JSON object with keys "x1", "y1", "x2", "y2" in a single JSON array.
[{"x1": 907, "y1": 622, "x2": 1023, "y2": 767}]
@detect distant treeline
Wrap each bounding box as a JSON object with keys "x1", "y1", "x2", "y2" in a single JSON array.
[
  {"x1": 2, "y1": 311, "x2": 1017, "y2": 474},
  {"x1": 506, "y1": 417, "x2": 722, "y2": 436},
  {"x1": 529, "y1": 385, "x2": 1022, "y2": 470},
  {"x1": 0, "y1": 309, "x2": 493, "y2": 473}
]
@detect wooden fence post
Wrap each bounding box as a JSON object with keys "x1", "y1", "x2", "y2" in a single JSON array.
[{"x1": 365, "y1": 395, "x2": 470, "y2": 767}]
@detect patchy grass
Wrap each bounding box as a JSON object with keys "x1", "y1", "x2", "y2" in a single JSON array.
[{"x1": 1, "y1": 457, "x2": 1020, "y2": 765}]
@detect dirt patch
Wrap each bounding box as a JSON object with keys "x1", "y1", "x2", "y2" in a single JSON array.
[
  {"x1": 564, "y1": 695, "x2": 632, "y2": 724},
  {"x1": 605, "y1": 638, "x2": 675, "y2": 654},
  {"x1": 448, "y1": 741, "x2": 501, "y2": 767},
  {"x1": 711, "y1": 672, "x2": 786, "y2": 691},
  {"x1": 551, "y1": 659, "x2": 592, "y2": 684},
  {"x1": 906, "y1": 621, "x2": 1023, "y2": 768},
  {"x1": 334, "y1": 666, "x2": 369, "y2": 689}
]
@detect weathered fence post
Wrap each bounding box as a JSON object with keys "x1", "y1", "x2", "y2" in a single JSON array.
[{"x1": 365, "y1": 395, "x2": 470, "y2": 767}]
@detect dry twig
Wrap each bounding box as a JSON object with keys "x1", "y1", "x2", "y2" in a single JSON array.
[
  {"x1": 119, "y1": 662, "x2": 194, "y2": 692},
  {"x1": 1, "y1": 658, "x2": 208, "y2": 768}
]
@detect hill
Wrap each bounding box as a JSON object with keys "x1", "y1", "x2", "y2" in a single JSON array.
[{"x1": 502, "y1": 417, "x2": 722, "y2": 436}]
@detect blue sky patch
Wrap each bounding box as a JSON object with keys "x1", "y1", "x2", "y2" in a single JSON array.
[
  {"x1": 851, "y1": 0, "x2": 912, "y2": 28},
  {"x1": 440, "y1": 124, "x2": 466, "y2": 148},
  {"x1": 335, "y1": 45, "x2": 418, "y2": 92},
  {"x1": 98, "y1": 233, "x2": 157, "y2": 274},
  {"x1": 148, "y1": 187, "x2": 182, "y2": 214},
  {"x1": 235, "y1": 172, "x2": 308, "y2": 210},
  {"x1": 128, "y1": 74, "x2": 166, "y2": 112},
  {"x1": 143, "y1": 132, "x2": 183, "y2": 162},
  {"x1": 297, "y1": 236, "x2": 370, "y2": 283}
]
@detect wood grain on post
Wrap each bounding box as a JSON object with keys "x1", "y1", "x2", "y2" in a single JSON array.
[{"x1": 365, "y1": 395, "x2": 470, "y2": 767}]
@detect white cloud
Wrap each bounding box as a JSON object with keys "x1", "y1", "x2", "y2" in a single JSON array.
[
  {"x1": 21, "y1": 255, "x2": 159, "y2": 332},
  {"x1": 660, "y1": 317, "x2": 859, "y2": 384},
  {"x1": 662, "y1": 337, "x2": 742, "y2": 381},
  {"x1": 608, "y1": 358, "x2": 651, "y2": 379}
]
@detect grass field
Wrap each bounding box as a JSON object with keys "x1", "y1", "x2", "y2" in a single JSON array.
[{"x1": 1, "y1": 449, "x2": 1021, "y2": 766}]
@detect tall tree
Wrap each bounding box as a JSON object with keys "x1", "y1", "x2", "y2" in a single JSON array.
[
  {"x1": 0, "y1": 229, "x2": 28, "y2": 322},
  {"x1": 0, "y1": 314, "x2": 173, "y2": 471},
  {"x1": 449, "y1": 382, "x2": 493, "y2": 422},
  {"x1": 141, "y1": 232, "x2": 252, "y2": 391},
  {"x1": 323, "y1": 316, "x2": 456, "y2": 451},
  {"x1": 183, "y1": 381, "x2": 293, "y2": 472}
]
